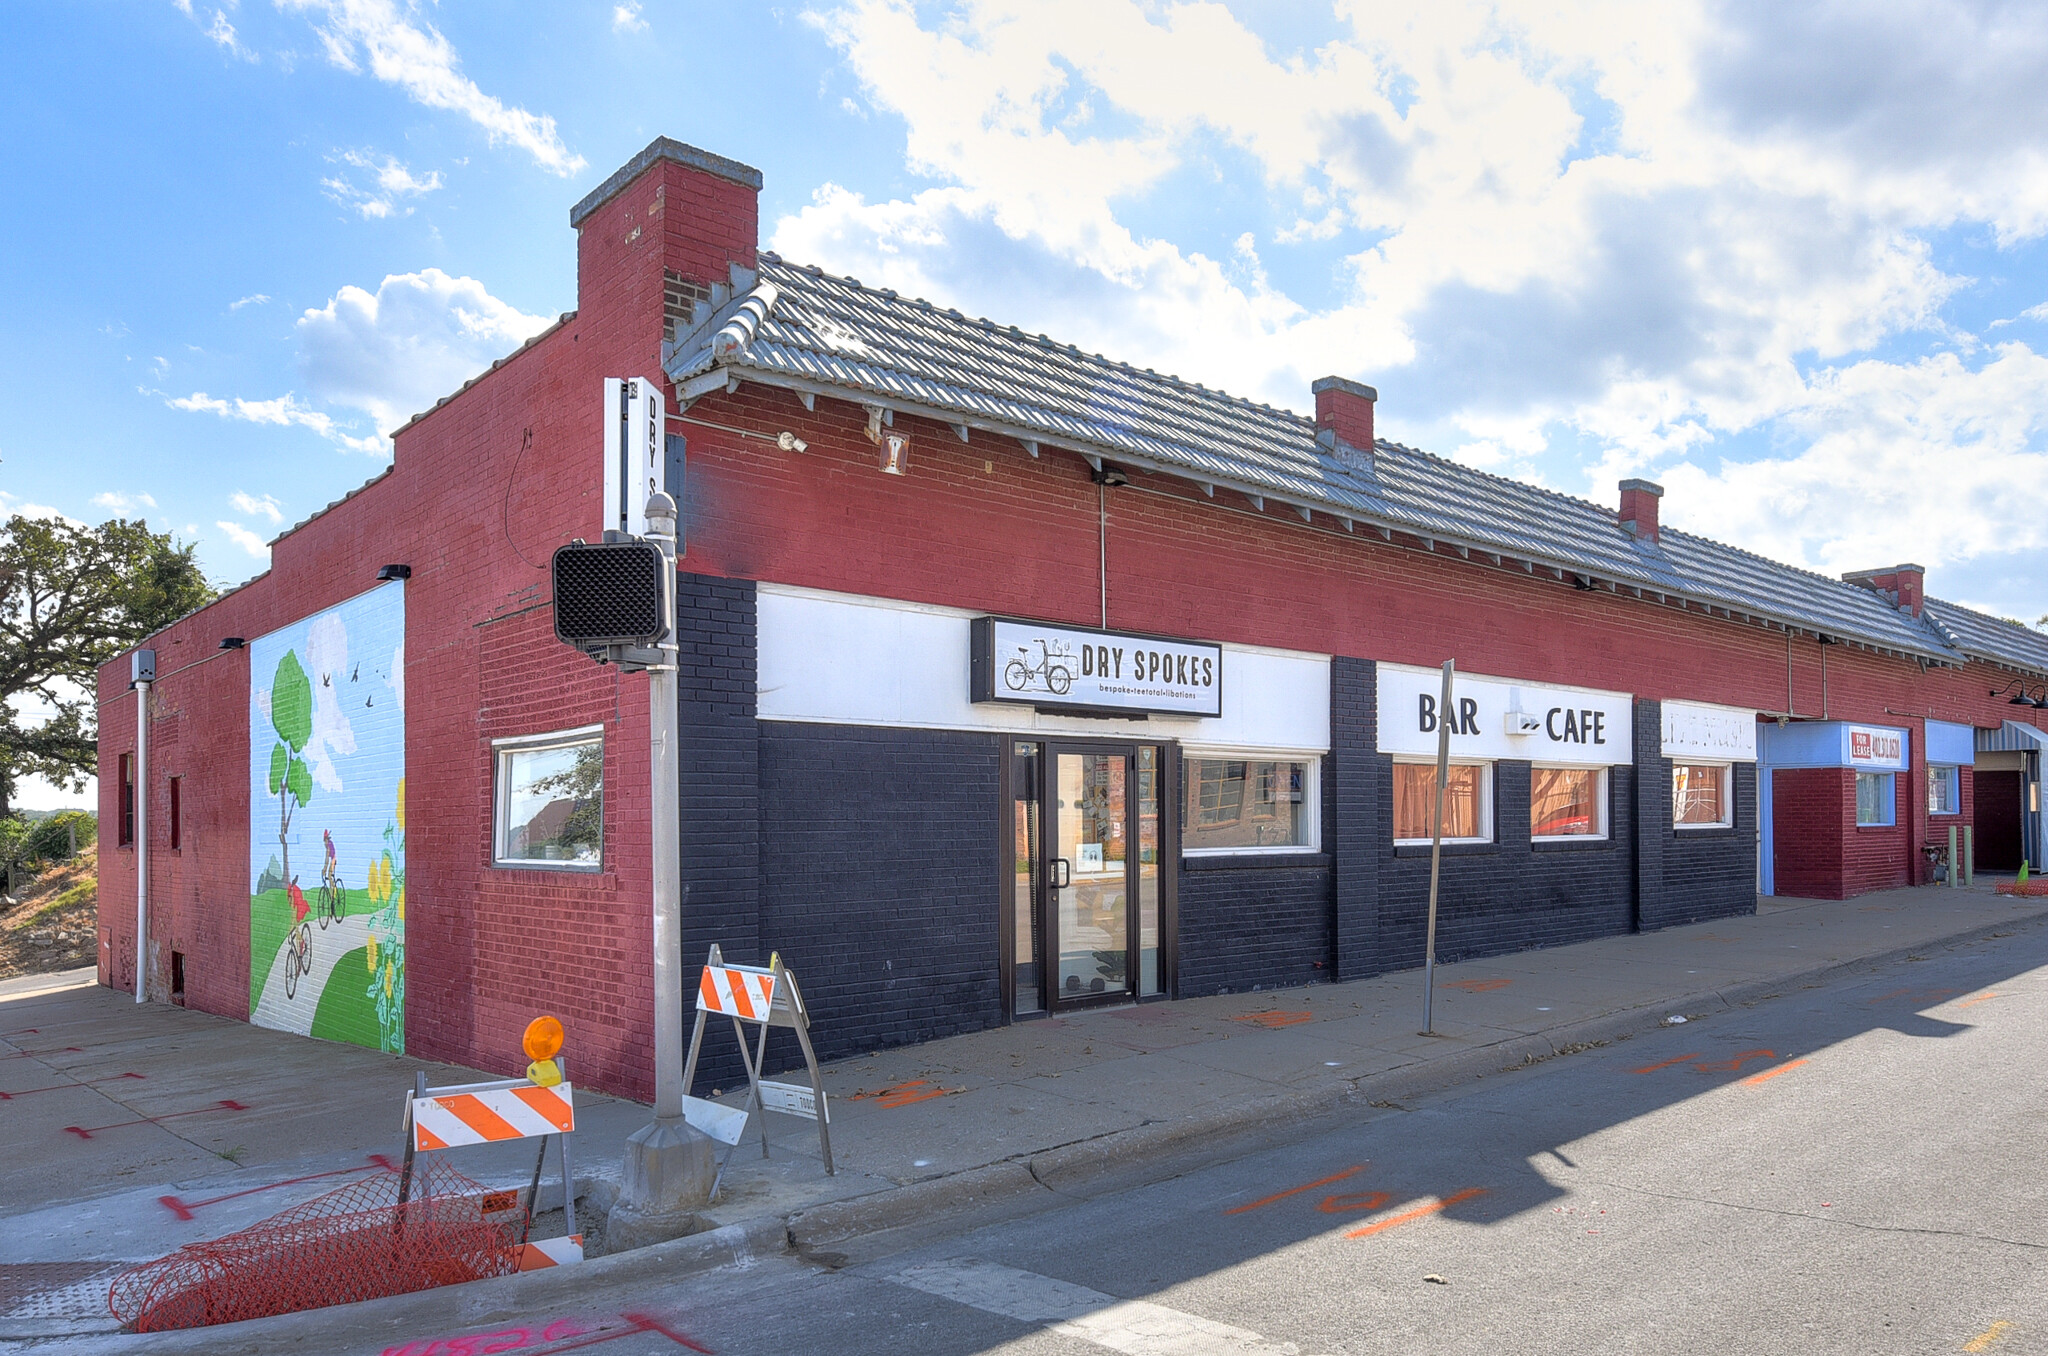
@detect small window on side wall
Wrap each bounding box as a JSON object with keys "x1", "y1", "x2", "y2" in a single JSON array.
[
  {"x1": 1182, "y1": 755, "x2": 1317, "y2": 852},
  {"x1": 494, "y1": 727, "x2": 604, "y2": 870},
  {"x1": 1393, "y1": 761, "x2": 1492, "y2": 844},
  {"x1": 1855, "y1": 771, "x2": 1895, "y2": 827},
  {"x1": 1927, "y1": 764, "x2": 1960, "y2": 816},
  {"x1": 1673, "y1": 763, "x2": 1732, "y2": 829}
]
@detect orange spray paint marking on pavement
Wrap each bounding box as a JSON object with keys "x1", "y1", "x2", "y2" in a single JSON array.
[
  {"x1": 1231, "y1": 1011, "x2": 1314, "y2": 1028},
  {"x1": 1742, "y1": 1059, "x2": 1808, "y2": 1085},
  {"x1": 1692, "y1": 1049, "x2": 1776, "y2": 1074},
  {"x1": 1443, "y1": 978, "x2": 1510, "y2": 993},
  {"x1": 157, "y1": 1153, "x2": 395, "y2": 1220},
  {"x1": 1964, "y1": 1320, "x2": 2013, "y2": 1353},
  {"x1": 1346, "y1": 1187, "x2": 1487, "y2": 1238},
  {"x1": 1631, "y1": 1054, "x2": 1700, "y2": 1074},
  {"x1": 1223, "y1": 1165, "x2": 1365, "y2": 1215},
  {"x1": 1957, "y1": 991, "x2": 2001, "y2": 1009},
  {"x1": 1318, "y1": 1190, "x2": 1393, "y2": 1214},
  {"x1": 849, "y1": 1080, "x2": 956, "y2": 1108},
  {"x1": 63, "y1": 1100, "x2": 249, "y2": 1139}
]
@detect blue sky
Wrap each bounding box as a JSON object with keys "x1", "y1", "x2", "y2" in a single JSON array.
[{"x1": 7, "y1": 1, "x2": 2048, "y2": 806}]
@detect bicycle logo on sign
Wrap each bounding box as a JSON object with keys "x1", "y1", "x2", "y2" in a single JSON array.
[{"x1": 1004, "y1": 638, "x2": 1076, "y2": 698}]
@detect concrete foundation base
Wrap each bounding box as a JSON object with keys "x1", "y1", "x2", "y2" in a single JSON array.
[{"x1": 604, "y1": 1115, "x2": 715, "y2": 1250}]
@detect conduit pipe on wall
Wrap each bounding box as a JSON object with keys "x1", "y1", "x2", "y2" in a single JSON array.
[{"x1": 133, "y1": 664, "x2": 151, "y2": 1004}]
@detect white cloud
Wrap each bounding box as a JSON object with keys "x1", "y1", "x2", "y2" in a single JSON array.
[
  {"x1": 205, "y1": 8, "x2": 256, "y2": 61},
  {"x1": 91, "y1": 491, "x2": 158, "y2": 513},
  {"x1": 301, "y1": 610, "x2": 358, "y2": 792},
  {"x1": 0, "y1": 491, "x2": 81, "y2": 525},
  {"x1": 321, "y1": 149, "x2": 444, "y2": 219},
  {"x1": 215, "y1": 519, "x2": 272, "y2": 558},
  {"x1": 612, "y1": 2, "x2": 647, "y2": 34},
  {"x1": 231, "y1": 491, "x2": 284, "y2": 523},
  {"x1": 230, "y1": 293, "x2": 270, "y2": 310},
  {"x1": 164, "y1": 389, "x2": 386, "y2": 454},
  {"x1": 295, "y1": 268, "x2": 551, "y2": 434},
  {"x1": 279, "y1": 0, "x2": 585, "y2": 175},
  {"x1": 783, "y1": 0, "x2": 2048, "y2": 595}
]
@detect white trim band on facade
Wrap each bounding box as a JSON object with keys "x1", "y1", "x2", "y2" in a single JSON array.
[{"x1": 756, "y1": 584, "x2": 1332, "y2": 752}]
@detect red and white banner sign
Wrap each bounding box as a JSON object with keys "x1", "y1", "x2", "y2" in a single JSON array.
[{"x1": 1848, "y1": 726, "x2": 1904, "y2": 765}]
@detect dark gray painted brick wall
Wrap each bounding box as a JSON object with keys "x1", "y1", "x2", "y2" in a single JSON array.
[
  {"x1": 757, "y1": 722, "x2": 1004, "y2": 1068},
  {"x1": 1372, "y1": 757, "x2": 1637, "y2": 971},
  {"x1": 1633, "y1": 698, "x2": 1760, "y2": 930},
  {"x1": 1330, "y1": 656, "x2": 1378, "y2": 981}
]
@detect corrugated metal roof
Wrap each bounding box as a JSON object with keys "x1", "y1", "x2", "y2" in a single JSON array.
[
  {"x1": 668, "y1": 254, "x2": 1963, "y2": 662},
  {"x1": 1925, "y1": 598, "x2": 2048, "y2": 677}
]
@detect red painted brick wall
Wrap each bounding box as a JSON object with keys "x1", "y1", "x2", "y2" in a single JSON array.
[
  {"x1": 1772, "y1": 767, "x2": 1848, "y2": 899},
  {"x1": 97, "y1": 145, "x2": 2043, "y2": 1094}
]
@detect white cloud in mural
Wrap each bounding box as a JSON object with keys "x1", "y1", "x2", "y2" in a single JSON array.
[
  {"x1": 302, "y1": 611, "x2": 358, "y2": 793},
  {"x1": 386, "y1": 641, "x2": 404, "y2": 713}
]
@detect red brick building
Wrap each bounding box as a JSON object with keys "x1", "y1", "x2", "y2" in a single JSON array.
[{"x1": 98, "y1": 139, "x2": 2048, "y2": 1100}]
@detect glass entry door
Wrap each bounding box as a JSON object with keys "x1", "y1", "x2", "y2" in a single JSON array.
[{"x1": 1009, "y1": 740, "x2": 1166, "y2": 1014}]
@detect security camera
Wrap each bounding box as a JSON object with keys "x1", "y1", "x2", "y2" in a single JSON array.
[{"x1": 777, "y1": 431, "x2": 807, "y2": 453}]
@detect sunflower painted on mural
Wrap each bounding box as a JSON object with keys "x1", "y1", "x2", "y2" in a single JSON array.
[{"x1": 364, "y1": 777, "x2": 406, "y2": 1053}]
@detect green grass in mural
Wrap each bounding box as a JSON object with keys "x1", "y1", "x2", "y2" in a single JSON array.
[
  {"x1": 309, "y1": 946, "x2": 383, "y2": 1047},
  {"x1": 248, "y1": 885, "x2": 379, "y2": 1012}
]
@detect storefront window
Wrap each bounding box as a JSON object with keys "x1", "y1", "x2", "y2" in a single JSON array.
[
  {"x1": 1182, "y1": 756, "x2": 1317, "y2": 852},
  {"x1": 1673, "y1": 763, "x2": 1731, "y2": 828},
  {"x1": 494, "y1": 728, "x2": 603, "y2": 869},
  {"x1": 1927, "y1": 764, "x2": 1960, "y2": 815},
  {"x1": 1393, "y1": 762, "x2": 1491, "y2": 843},
  {"x1": 1532, "y1": 766, "x2": 1606, "y2": 839},
  {"x1": 1855, "y1": 772, "x2": 1895, "y2": 827}
]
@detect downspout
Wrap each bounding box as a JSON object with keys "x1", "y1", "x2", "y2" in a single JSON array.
[
  {"x1": 1785, "y1": 632, "x2": 1795, "y2": 716},
  {"x1": 133, "y1": 675, "x2": 150, "y2": 1004},
  {"x1": 1819, "y1": 637, "x2": 1831, "y2": 720}
]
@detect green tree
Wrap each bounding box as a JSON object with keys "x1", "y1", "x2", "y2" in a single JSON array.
[
  {"x1": 267, "y1": 649, "x2": 314, "y2": 889},
  {"x1": 0, "y1": 515, "x2": 214, "y2": 818}
]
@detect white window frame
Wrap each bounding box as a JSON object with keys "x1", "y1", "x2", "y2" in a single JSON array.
[
  {"x1": 1672, "y1": 761, "x2": 1734, "y2": 831},
  {"x1": 493, "y1": 724, "x2": 605, "y2": 871},
  {"x1": 1855, "y1": 771, "x2": 1896, "y2": 827},
  {"x1": 1392, "y1": 758, "x2": 1495, "y2": 846},
  {"x1": 1926, "y1": 763, "x2": 1961, "y2": 816},
  {"x1": 1530, "y1": 763, "x2": 1610, "y2": 842},
  {"x1": 1180, "y1": 750, "x2": 1322, "y2": 856}
]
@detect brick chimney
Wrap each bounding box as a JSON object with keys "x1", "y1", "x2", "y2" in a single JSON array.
[
  {"x1": 568, "y1": 138, "x2": 763, "y2": 359},
  {"x1": 1842, "y1": 564, "x2": 1926, "y2": 617},
  {"x1": 1312, "y1": 376, "x2": 1377, "y2": 456},
  {"x1": 1618, "y1": 478, "x2": 1663, "y2": 543}
]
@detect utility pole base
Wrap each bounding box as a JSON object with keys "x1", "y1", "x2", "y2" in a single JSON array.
[{"x1": 605, "y1": 1116, "x2": 715, "y2": 1250}]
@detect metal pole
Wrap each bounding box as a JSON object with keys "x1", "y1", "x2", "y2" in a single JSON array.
[
  {"x1": 134, "y1": 678, "x2": 150, "y2": 1003},
  {"x1": 1965, "y1": 825, "x2": 1974, "y2": 888},
  {"x1": 1949, "y1": 823, "x2": 1958, "y2": 890},
  {"x1": 644, "y1": 493, "x2": 684, "y2": 1120},
  {"x1": 1422, "y1": 659, "x2": 1454, "y2": 1035}
]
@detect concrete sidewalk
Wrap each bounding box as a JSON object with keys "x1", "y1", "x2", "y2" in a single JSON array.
[{"x1": 5, "y1": 881, "x2": 2045, "y2": 1339}]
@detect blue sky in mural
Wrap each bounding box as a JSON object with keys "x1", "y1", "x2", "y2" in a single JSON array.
[
  {"x1": 247, "y1": 582, "x2": 405, "y2": 895},
  {"x1": 8, "y1": 2, "x2": 2048, "y2": 807}
]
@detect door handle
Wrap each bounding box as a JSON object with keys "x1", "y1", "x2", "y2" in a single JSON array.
[{"x1": 1052, "y1": 857, "x2": 1072, "y2": 889}]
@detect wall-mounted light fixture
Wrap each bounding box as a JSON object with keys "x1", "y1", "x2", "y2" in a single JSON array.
[
  {"x1": 1091, "y1": 464, "x2": 1130, "y2": 488},
  {"x1": 218, "y1": 637, "x2": 246, "y2": 650},
  {"x1": 879, "y1": 431, "x2": 910, "y2": 476},
  {"x1": 777, "y1": 431, "x2": 807, "y2": 453},
  {"x1": 377, "y1": 564, "x2": 412, "y2": 581},
  {"x1": 1991, "y1": 679, "x2": 2037, "y2": 706}
]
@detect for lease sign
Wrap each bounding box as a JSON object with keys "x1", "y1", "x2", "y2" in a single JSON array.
[{"x1": 1848, "y1": 725, "x2": 1905, "y2": 765}]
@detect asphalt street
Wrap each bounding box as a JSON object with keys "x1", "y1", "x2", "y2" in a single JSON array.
[{"x1": 46, "y1": 920, "x2": 2047, "y2": 1356}]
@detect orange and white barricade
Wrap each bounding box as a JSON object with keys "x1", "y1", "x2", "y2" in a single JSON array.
[
  {"x1": 681, "y1": 944, "x2": 833, "y2": 1198},
  {"x1": 396, "y1": 1015, "x2": 583, "y2": 1269}
]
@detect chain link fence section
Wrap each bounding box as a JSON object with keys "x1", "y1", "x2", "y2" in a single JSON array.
[{"x1": 108, "y1": 1159, "x2": 521, "y2": 1332}]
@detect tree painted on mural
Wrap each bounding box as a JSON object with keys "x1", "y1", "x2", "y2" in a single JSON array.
[
  {"x1": 363, "y1": 778, "x2": 406, "y2": 1053},
  {"x1": 267, "y1": 650, "x2": 313, "y2": 890}
]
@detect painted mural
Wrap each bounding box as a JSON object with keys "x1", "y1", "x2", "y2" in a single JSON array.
[{"x1": 248, "y1": 580, "x2": 406, "y2": 1051}]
